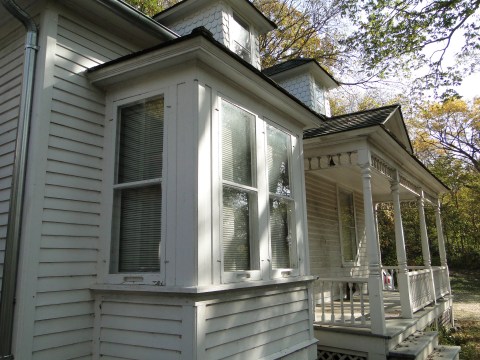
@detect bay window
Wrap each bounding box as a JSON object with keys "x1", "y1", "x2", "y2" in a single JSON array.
[{"x1": 111, "y1": 96, "x2": 164, "y2": 274}]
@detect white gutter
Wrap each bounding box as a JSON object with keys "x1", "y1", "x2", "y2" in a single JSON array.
[{"x1": 0, "y1": 1, "x2": 38, "y2": 358}]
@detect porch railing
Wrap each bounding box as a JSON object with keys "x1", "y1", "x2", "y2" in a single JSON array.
[
  {"x1": 432, "y1": 266, "x2": 450, "y2": 298},
  {"x1": 382, "y1": 265, "x2": 450, "y2": 313},
  {"x1": 408, "y1": 267, "x2": 435, "y2": 312},
  {"x1": 315, "y1": 277, "x2": 369, "y2": 327}
]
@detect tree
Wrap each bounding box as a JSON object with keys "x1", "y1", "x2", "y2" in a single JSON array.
[
  {"x1": 253, "y1": 0, "x2": 345, "y2": 69},
  {"x1": 415, "y1": 98, "x2": 480, "y2": 172},
  {"x1": 341, "y1": 0, "x2": 480, "y2": 94}
]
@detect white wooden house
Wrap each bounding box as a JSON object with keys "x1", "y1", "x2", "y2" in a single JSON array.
[{"x1": 0, "y1": 0, "x2": 457, "y2": 359}]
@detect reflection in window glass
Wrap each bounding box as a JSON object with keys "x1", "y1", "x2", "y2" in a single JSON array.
[
  {"x1": 339, "y1": 189, "x2": 356, "y2": 262},
  {"x1": 231, "y1": 14, "x2": 251, "y2": 62}
]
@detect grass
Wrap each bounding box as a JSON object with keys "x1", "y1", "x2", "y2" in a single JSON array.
[{"x1": 438, "y1": 270, "x2": 480, "y2": 360}]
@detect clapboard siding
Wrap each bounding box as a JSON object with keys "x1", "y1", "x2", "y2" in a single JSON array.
[
  {"x1": 306, "y1": 173, "x2": 369, "y2": 302},
  {"x1": 0, "y1": 23, "x2": 24, "y2": 302},
  {"x1": 204, "y1": 287, "x2": 311, "y2": 359},
  {"x1": 98, "y1": 299, "x2": 184, "y2": 360},
  {"x1": 31, "y1": 10, "x2": 138, "y2": 359}
]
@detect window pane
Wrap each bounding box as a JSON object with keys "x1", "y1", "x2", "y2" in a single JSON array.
[
  {"x1": 222, "y1": 101, "x2": 255, "y2": 186},
  {"x1": 118, "y1": 98, "x2": 164, "y2": 183},
  {"x1": 223, "y1": 186, "x2": 251, "y2": 271},
  {"x1": 117, "y1": 185, "x2": 162, "y2": 272},
  {"x1": 270, "y1": 197, "x2": 292, "y2": 269},
  {"x1": 232, "y1": 15, "x2": 251, "y2": 62},
  {"x1": 339, "y1": 190, "x2": 356, "y2": 261},
  {"x1": 267, "y1": 125, "x2": 290, "y2": 196}
]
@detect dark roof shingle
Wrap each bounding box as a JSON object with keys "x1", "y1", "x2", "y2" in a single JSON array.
[{"x1": 303, "y1": 104, "x2": 399, "y2": 139}]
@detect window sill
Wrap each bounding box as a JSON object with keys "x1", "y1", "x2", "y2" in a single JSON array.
[{"x1": 90, "y1": 275, "x2": 316, "y2": 295}]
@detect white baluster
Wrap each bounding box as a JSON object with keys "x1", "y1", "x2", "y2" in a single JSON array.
[
  {"x1": 339, "y1": 282, "x2": 345, "y2": 323},
  {"x1": 349, "y1": 282, "x2": 355, "y2": 324},
  {"x1": 321, "y1": 281, "x2": 325, "y2": 323},
  {"x1": 330, "y1": 282, "x2": 335, "y2": 323}
]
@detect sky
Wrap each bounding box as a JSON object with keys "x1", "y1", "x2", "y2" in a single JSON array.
[{"x1": 457, "y1": 72, "x2": 480, "y2": 100}]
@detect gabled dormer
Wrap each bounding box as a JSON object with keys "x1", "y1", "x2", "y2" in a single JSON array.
[
  {"x1": 263, "y1": 58, "x2": 339, "y2": 117},
  {"x1": 154, "y1": 0, "x2": 276, "y2": 69}
]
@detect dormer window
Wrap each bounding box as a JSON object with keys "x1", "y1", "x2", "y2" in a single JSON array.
[{"x1": 231, "y1": 14, "x2": 251, "y2": 62}]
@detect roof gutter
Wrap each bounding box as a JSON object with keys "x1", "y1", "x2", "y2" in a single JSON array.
[
  {"x1": 0, "y1": 1, "x2": 38, "y2": 358},
  {"x1": 95, "y1": 0, "x2": 178, "y2": 40}
]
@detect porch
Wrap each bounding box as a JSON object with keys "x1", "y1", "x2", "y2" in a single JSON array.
[{"x1": 313, "y1": 267, "x2": 454, "y2": 360}]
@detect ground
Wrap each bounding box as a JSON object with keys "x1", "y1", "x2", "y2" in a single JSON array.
[{"x1": 442, "y1": 270, "x2": 480, "y2": 359}]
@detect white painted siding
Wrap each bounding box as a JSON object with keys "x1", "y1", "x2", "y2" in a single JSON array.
[
  {"x1": 0, "y1": 23, "x2": 24, "y2": 302},
  {"x1": 203, "y1": 286, "x2": 312, "y2": 359},
  {"x1": 97, "y1": 297, "x2": 184, "y2": 360},
  {"x1": 31, "y1": 13, "x2": 137, "y2": 360},
  {"x1": 305, "y1": 173, "x2": 368, "y2": 302}
]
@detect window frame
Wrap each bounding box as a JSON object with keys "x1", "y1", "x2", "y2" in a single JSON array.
[
  {"x1": 337, "y1": 186, "x2": 358, "y2": 266},
  {"x1": 219, "y1": 99, "x2": 261, "y2": 283},
  {"x1": 103, "y1": 90, "x2": 168, "y2": 285},
  {"x1": 266, "y1": 122, "x2": 300, "y2": 279},
  {"x1": 230, "y1": 12, "x2": 252, "y2": 63},
  {"x1": 218, "y1": 97, "x2": 300, "y2": 283}
]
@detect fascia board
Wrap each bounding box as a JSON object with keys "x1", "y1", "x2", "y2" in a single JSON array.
[
  {"x1": 370, "y1": 129, "x2": 448, "y2": 194},
  {"x1": 88, "y1": 36, "x2": 320, "y2": 128}
]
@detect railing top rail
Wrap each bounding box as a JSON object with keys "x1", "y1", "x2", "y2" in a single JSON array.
[{"x1": 315, "y1": 276, "x2": 368, "y2": 283}]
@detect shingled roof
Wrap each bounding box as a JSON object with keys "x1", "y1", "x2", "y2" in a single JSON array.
[
  {"x1": 303, "y1": 104, "x2": 400, "y2": 139},
  {"x1": 262, "y1": 58, "x2": 339, "y2": 87}
]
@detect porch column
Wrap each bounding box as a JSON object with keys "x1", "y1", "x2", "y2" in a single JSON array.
[
  {"x1": 360, "y1": 162, "x2": 386, "y2": 335},
  {"x1": 434, "y1": 201, "x2": 447, "y2": 267},
  {"x1": 435, "y1": 200, "x2": 452, "y2": 297},
  {"x1": 418, "y1": 191, "x2": 437, "y2": 303},
  {"x1": 390, "y1": 178, "x2": 413, "y2": 318},
  {"x1": 418, "y1": 192, "x2": 431, "y2": 267}
]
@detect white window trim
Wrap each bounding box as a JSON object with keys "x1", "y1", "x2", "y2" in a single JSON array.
[
  {"x1": 101, "y1": 89, "x2": 168, "y2": 286},
  {"x1": 218, "y1": 97, "x2": 301, "y2": 283},
  {"x1": 266, "y1": 120, "x2": 300, "y2": 279},
  {"x1": 337, "y1": 186, "x2": 359, "y2": 267},
  {"x1": 229, "y1": 12, "x2": 253, "y2": 63}
]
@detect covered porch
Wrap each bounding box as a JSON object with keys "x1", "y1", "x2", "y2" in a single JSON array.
[{"x1": 303, "y1": 106, "x2": 453, "y2": 343}]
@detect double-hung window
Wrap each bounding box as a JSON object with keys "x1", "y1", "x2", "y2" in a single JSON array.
[
  {"x1": 221, "y1": 100, "x2": 258, "y2": 275},
  {"x1": 338, "y1": 188, "x2": 357, "y2": 264},
  {"x1": 220, "y1": 99, "x2": 298, "y2": 281},
  {"x1": 111, "y1": 96, "x2": 164, "y2": 274},
  {"x1": 267, "y1": 125, "x2": 295, "y2": 270},
  {"x1": 231, "y1": 14, "x2": 251, "y2": 62}
]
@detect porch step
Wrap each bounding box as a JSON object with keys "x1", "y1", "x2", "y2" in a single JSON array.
[
  {"x1": 388, "y1": 331, "x2": 438, "y2": 360},
  {"x1": 426, "y1": 346, "x2": 460, "y2": 360}
]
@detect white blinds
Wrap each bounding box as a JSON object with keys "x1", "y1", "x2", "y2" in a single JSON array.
[
  {"x1": 221, "y1": 100, "x2": 255, "y2": 272},
  {"x1": 267, "y1": 125, "x2": 293, "y2": 269},
  {"x1": 114, "y1": 97, "x2": 164, "y2": 273}
]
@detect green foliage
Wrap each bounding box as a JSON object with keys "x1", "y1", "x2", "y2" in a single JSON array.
[
  {"x1": 122, "y1": 0, "x2": 178, "y2": 16},
  {"x1": 341, "y1": 0, "x2": 480, "y2": 94},
  {"x1": 254, "y1": 0, "x2": 344, "y2": 69}
]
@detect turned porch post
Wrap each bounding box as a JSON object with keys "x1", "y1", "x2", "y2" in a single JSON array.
[
  {"x1": 418, "y1": 191, "x2": 437, "y2": 303},
  {"x1": 391, "y1": 177, "x2": 413, "y2": 318},
  {"x1": 359, "y1": 160, "x2": 386, "y2": 335},
  {"x1": 434, "y1": 200, "x2": 447, "y2": 267}
]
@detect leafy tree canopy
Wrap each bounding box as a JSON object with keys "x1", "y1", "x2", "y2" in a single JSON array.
[{"x1": 341, "y1": 0, "x2": 480, "y2": 95}]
